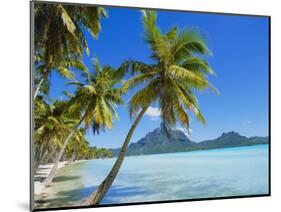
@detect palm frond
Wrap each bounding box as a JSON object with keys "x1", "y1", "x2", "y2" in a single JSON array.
[
  {"x1": 58, "y1": 5, "x2": 76, "y2": 35},
  {"x1": 129, "y1": 78, "x2": 160, "y2": 117},
  {"x1": 181, "y1": 57, "x2": 215, "y2": 75},
  {"x1": 173, "y1": 29, "x2": 212, "y2": 62},
  {"x1": 166, "y1": 26, "x2": 178, "y2": 41},
  {"x1": 122, "y1": 72, "x2": 157, "y2": 91},
  {"x1": 66, "y1": 81, "x2": 85, "y2": 87},
  {"x1": 168, "y1": 65, "x2": 209, "y2": 89},
  {"x1": 57, "y1": 67, "x2": 74, "y2": 79},
  {"x1": 174, "y1": 101, "x2": 190, "y2": 129}
]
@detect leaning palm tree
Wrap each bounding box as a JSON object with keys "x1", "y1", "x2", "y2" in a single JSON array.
[
  {"x1": 77, "y1": 10, "x2": 218, "y2": 206},
  {"x1": 42, "y1": 59, "x2": 125, "y2": 187},
  {"x1": 34, "y1": 56, "x2": 88, "y2": 99},
  {"x1": 34, "y1": 99, "x2": 76, "y2": 171},
  {"x1": 34, "y1": 3, "x2": 107, "y2": 99},
  {"x1": 76, "y1": 138, "x2": 92, "y2": 160},
  {"x1": 66, "y1": 128, "x2": 88, "y2": 164}
]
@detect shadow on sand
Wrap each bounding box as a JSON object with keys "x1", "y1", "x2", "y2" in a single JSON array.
[
  {"x1": 35, "y1": 185, "x2": 146, "y2": 208},
  {"x1": 53, "y1": 176, "x2": 81, "y2": 182}
]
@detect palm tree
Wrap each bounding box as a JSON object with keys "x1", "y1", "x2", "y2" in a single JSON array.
[
  {"x1": 77, "y1": 10, "x2": 218, "y2": 206},
  {"x1": 34, "y1": 54, "x2": 88, "y2": 99},
  {"x1": 34, "y1": 3, "x2": 107, "y2": 99},
  {"x1": 42, "y1": 59, "x2": 125, "y2": 187},
  {"x1": 97, "y1": 148, "x2": 113, "y2": 158},
  {"x1": 66, "y1": 128, "x2": 88, "y2": 164},
  {"x1": 34, "y1": 99, "x2": 76, "y2": 171}
]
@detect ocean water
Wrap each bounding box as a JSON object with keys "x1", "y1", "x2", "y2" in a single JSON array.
[{"x1": 39, "y1": 144, "x2": 269, "y2": 208}]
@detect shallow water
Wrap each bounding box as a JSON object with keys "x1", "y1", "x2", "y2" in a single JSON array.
[{"x1": 38, "y1": 144, "x2": 269, "y2": 208}]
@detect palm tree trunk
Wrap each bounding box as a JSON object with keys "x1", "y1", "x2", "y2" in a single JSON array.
[
  {"x1": 45, "y1": 146, "x2": 56, "y2": 164},
  {"x1": 42, "y1": 112, "x2": 87, "y2": 187},
  {"x1": 42, "y1": 130, "x2": 75, "y2": 186},
  {"x1": 34, "y1": 150, "x2": 48, "y2": 172},
  {"x1": 36, "y1": 142, "x2": 44, "y2": 162},
  {"x1": 34, "y1": 78, "x2": 44, "y2": 100},
  {"x1": 76, "y1": 106, "x2": 148, "y2": 206},
  {"x1": 34, "y1": 142, "x2": 45, "y2": 173},
  {"x1": 68, "y1": 150, "x2": 76, "y2": 164},
  {"x1": 52, "y1": 151, "x2": 59, "y2": 164}
]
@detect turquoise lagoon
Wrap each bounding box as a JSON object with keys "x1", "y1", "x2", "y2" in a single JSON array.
[{"x1": 40, "y1": 144, "x2": 269, "y2": 208}]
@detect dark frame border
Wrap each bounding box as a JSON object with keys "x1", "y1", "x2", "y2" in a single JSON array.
[{"x1": 30, "y1": 1, "x2": 271, "y2": 211}]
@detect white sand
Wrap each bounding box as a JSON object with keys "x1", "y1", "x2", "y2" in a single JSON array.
[
  {"x1": 34, "y1": 160, "x2": 86, "y2": 195},
  {"x1": 34, "y1": 161, "x2": 68, "y2": 195}
]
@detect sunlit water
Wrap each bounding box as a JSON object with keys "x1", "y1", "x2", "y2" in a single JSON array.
[{"x1": 37, "y1": 144, "x2": 269, "y2": 208}]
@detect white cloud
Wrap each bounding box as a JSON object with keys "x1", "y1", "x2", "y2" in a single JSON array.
[{"x1": 145, "y1": 106, "x2": 161, "y2": 120}]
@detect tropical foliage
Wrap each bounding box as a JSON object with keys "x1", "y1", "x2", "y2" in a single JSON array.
[
  {"x1": 34, "y1": 98, "x2": 112, "y2": 170},
  {"x1": 77, "y1": 10, "x2": 217, "y2": 206},
  {"x1": 33, "y1": 3, "x2": 217, "y2": 208},
  {"x1": 41, "y1": 58, "x2": 124, "y2": 187},
  {"x1": 33, "y1": 3, "x2": 116, "y2": 186},
  {"x1": 34, "y1": 3, "x2": 107, "y2": 99}
]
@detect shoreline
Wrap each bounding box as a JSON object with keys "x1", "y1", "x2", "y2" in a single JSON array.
[
  {"x1": 33, "y1": 145, "x2": 268, "y2": 209},
  {"x1": 111, "y1": 143, "x2": 269, "y2": 158},
  {"x1": 34, "y1": 160, "x2": 86, "y2": 198}
]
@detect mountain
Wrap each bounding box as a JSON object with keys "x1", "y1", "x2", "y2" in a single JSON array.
[
  {"x1": 110, "y1": 127, "x2": 268, "y2": 157},
  {"x1": 196, "y1": 131, "x2": 268, "y2": 149}
]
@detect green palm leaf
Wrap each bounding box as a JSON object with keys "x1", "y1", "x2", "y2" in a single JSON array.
[
  {"x1": 58, "y1": 5, "x2": 76, "y2": 34},
  {"x1": 168, "y1": 65, "x2": 209, "y2": 89}
]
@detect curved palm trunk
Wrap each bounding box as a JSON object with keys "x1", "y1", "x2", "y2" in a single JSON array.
[
  {"x1": 35, "y1": 142, "x2": 44, "y2": 162},
  {"x1": 68, "y1": 150, "x2": 76, "y2": 164},
  {"x1": 34, "y1": 150, "x2": 48, "y2": 173},
  {"x1": 45, "y1": 146, "x2": 56, "y2": 164},
  {"x1": 34, "y1": 137, "x2": 54, "y2": 172},
  {"x1": 42, "y1": 130, "x2": 75, "y2": 186},
  {"x1": 34, "y1": 143, "x2": 45, "y2": 173},
  {"x1": 42, "y1": 112, "x2": 87, "y2": 187},
  {"x1": 76, "y1": 106, "x2": 148, "y2": 206},
  {"x1": 34, "y1": 78, "x2": 44, "y2": 100}
]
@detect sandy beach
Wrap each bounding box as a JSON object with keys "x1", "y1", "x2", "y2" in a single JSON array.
[
  {"x1": 34, "y1": 161, "x2": 68, "y2": 195},
  {"x1": 34, "y1": 160, "x2": 86, "y2": 200}
]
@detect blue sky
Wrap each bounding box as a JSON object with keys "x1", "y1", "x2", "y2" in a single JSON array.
[{"x1": 49, "y1": 7, "x2": 269, "y2": 148}]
